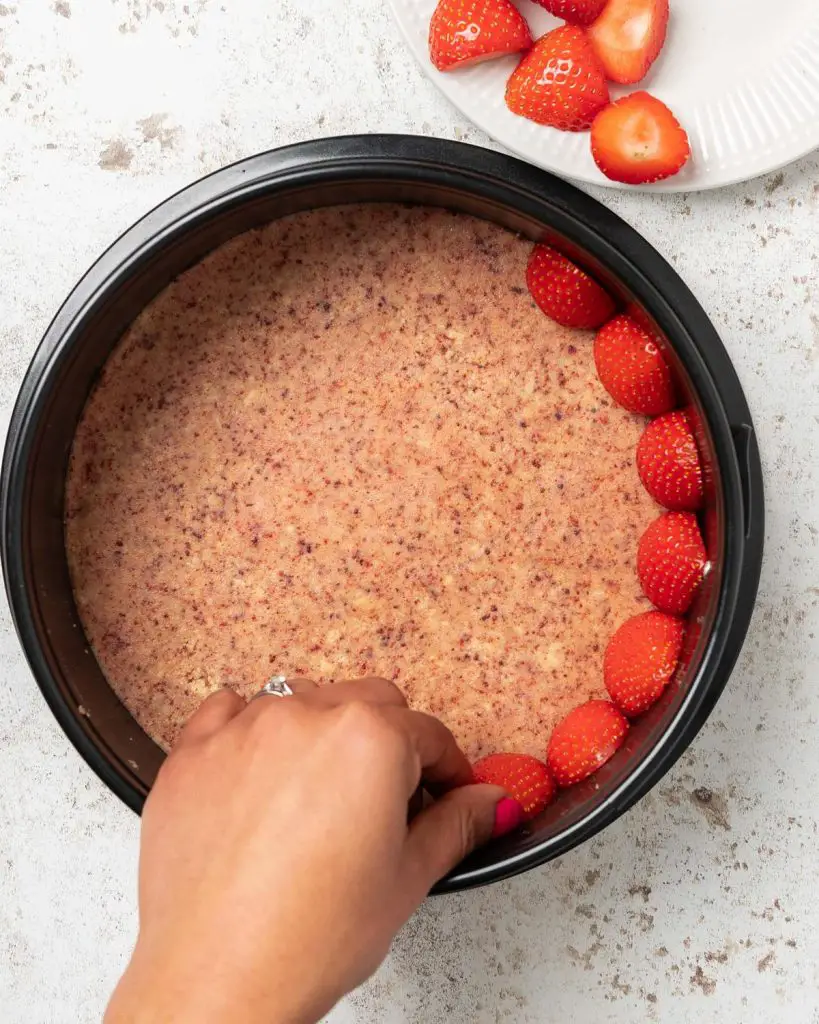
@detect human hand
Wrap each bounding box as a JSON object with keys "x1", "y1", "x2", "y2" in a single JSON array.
[{"x1": 105, "y1": 677, "x2": 522, "y2": 1024}]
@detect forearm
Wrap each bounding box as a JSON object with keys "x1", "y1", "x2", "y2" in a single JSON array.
[{"x1": 104, "y1": 944, "x2": 325, "y2": 1024}]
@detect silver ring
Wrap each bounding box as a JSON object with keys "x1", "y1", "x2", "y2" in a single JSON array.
[{"x1": 251, "y1": 675, "x2": 294, "y2": 701}]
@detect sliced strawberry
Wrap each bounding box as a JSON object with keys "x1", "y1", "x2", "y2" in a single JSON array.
[
  {"x1": 684, "y1": 403, "x2": 716, "y2": 505},
  {"x1": 588, "y1": 0, "x2": 669, "y2": 85},
  {"x1": 637, "y1": 511, "x2": 708, "y2": 615},
  {"x1": 547, "y1": 700, "x2": 628, "y2": 787},
  {"x1": 526, "y1": 244, "x2": 616, "y2": 329},
  {"x1": 530, "y1": 0, "x2": 607, "y2": 27},
  {"x1": 624, "y1": 301, "x2": 656, "y2": 335},
  {"x1": 636, "y1": 410, "x2": 704, "y2": 511},
  {"x1": 593, "y1": 313, "x2": 676, "y2": 415},
  {"x1": 429, "y1": 0, "x2": 533, "y2": 72},
  {"x1": 604, "y1": 610, "x2": 685, "y2": 717},
  {"x1": 703, "y1": 501, "x2": 719, "y2": 563},
  {"x1": 591, "y1": 91, "x2": 690, "y2": 185},
  {"x1": 472, "y1": 752, "x2": 556, "y2": 818},
  {"x1": 506, "y1": 25, "x2": 609, "y2": 132}
]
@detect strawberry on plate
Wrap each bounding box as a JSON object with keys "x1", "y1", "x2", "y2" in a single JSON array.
[
  {"x1": 473, "y1": 752, "x2": 556, "y2": 818},
  {"x1": 593, "y1": 313, "x2": 676, "y2": 415},
  {"x1": 637, "y1": 511, "x2": 708, "y2": 615},
  {"x1": 604, "y1": 610, "x2": 685, "y2": 717},
  {"x1": 429, "y1": 0, "x2": 533, "y2": 72},
  {"x1": 530, "y1": 0, "x2": 607, "y2": 27},
  {"x1": 591, "y1": 91, "x2": 691, "y2": 185},
  {"x1": 547, "y1": 700, "x2": 629, "y2": 787},
  {"x1": 506, "y1": 25, "x2": 609, "y2": 132},
  {"x1": 588, "y1": 0, "x2": 669, "y2": 85},
  {"x1": 636, "y1": 409, "x2": 704, "y2": 511},
  {"x1": 526, "y1": 243, "x2": 616, "y2": 329}
]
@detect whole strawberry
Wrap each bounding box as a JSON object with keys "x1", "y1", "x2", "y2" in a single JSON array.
[
  {"x1": 429, "y1": 0, "x2": 533, "y2": 72},
  {"x1": 636, "y1": 409, "x2": 704, "y2": 511},
  {"x1": 637, "y1": 511, "x2": 708, "y2": 615},
  {"x1": 473, "y1": 752, "x2": 556, "y2": 818},
  {"x1": 593, "y1": 313, "x2": 676, "y2": 415},
  {"x1": 530, "y1": 0, "x2": 607, "y2": 26},
  {"x1": 546, "y1": 700, "x2": 629, "y2": 787},
  {"x1": 604, "y1": 610, "x2": 685, "y2": 717},
  {"x1": 506, "y1": 25, "x2": 609, "y2": 132},
  {"x1": 526, "y1": 243, "x2": 616, "y2": 329}
]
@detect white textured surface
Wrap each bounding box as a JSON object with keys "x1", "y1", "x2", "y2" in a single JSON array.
[
  {"x1": 389, "y1": 0, "x2": 819, "y2": 191},
  {"x1": 1, "y1": 2, "x2": 818, "y2": 1022}
]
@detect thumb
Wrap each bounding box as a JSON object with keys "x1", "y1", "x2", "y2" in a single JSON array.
[{"x1": 401, "y1": 785, "x2": 524, "y2": 898}]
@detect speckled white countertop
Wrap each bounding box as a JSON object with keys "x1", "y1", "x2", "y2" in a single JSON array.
[{"x1": 1, "y1": 3, "x2": 818, "y2": 1022}]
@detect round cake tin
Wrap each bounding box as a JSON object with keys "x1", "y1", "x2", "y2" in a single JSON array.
[{"x1": 1, "y1": 135, "x2": 764, "y2": 892}]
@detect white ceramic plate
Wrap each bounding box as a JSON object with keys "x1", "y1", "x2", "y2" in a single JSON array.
[{"x1": 388, "y1": 0, "x2": 819, "y2": 191}]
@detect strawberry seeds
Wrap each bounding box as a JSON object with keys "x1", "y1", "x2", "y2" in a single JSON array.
[
  {"x1": 428, "y1": 0, "x2": 691, "y2": 185},
  {"x1": 472, "y1": 242, "x2": 709, "y2": 827}
]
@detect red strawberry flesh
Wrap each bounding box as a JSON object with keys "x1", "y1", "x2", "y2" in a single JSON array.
[
  {"x1": 604, "y1": 610, "x2": 684, "y2": 717},
  {"x1": 506, "y1": 25, "x2": 609, "y2": 132},
  {"x1": 591, "y1": 91, "x2": 690, "y2": 185},
  {"x1": 530, "y1": 0, "x2": 607, "y2": 27},
  {"x1": 429, "y1": 0, "x2": 533, "y2": 72},
  {"x1": 588, "y1": 0, "x2": 669, "y2": 85},
  {"x1": 593, "y1": 313, "x2": 676, "y2": 415},
  {"x1": 526, "y1": 244, "x2": 616, "y2": 329},
  {"x1": 637, "y1": 511, "x2": 708, "y2": 615},
  {"x1": 546, "y1": 700, "x2": 629, "y2": 787},
  {"x1": 636, "y1": 409, "x2": 704, "y2": 511},
  {"x1": 473, "y1": 752, "x2": 556, "y2": 818}
]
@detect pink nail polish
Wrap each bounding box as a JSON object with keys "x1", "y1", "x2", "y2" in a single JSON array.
[{"x1": 492, "y1": 797, "x2": 525, "y2": 838}]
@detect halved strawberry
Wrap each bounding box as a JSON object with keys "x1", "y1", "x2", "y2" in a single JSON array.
[
  {"x1": 636, "y1": 410, "x2": 704, "y2": 511},
  {"x1": 604, "y1": 610, "x2": 685, "y2": 717},
  {"x1": 624, "y1": 301, "x2": 656, "y2": 335},
  {"x1": 637, "y1": 511, "x2": 708, "y2": 615},
  {"x1": 473, "y1": 752, "x2": 556, "y2": 818},
  {"x1": 703, "y1": 501, "x2": 719, "y2": 563},
  {"x1": 684, "y1": 403, "x2": 716, "y2": 505},
  {"x1": 530, "y1": 0, "x2": 607, "y2": 27},
  {"x1": 506, "y1": 25, "x2": 609, "y2": 132},
  {"x1": 588, "y1": 0, "x2": 669, "y2": 85},
  {"x1": 591, "y1": 91, "x2": 690, "y2": 185},
  {"x1": 547, "y1": 700, "x2": 628, "y2": 787},
  {"x1": 593, "y1": 313, "x2": 676, "y2": 415},
  {"x1": 429, "y1": 0, "x2": 533, "y2": 72},
  {"x1": 526, "y1": 244, "x2": 616, "y2": 329}
]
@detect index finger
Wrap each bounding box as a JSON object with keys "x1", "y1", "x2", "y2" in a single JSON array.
[
  {"x1": 314, "y1": 676, "x2": 408, "y2": 708},
  {"x1": 174, "y1": 688, "x2": 245, "y2": 751},
  {"x1": 386, "y1": 707, "x2": 474, "y2": 795}
]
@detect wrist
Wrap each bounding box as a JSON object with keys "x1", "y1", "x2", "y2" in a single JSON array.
[{"x1": 105, "y1": 942, "x2": 324, "y2": 1024}]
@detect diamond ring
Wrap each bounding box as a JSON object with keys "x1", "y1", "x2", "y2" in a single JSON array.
[{"x1": 251, "y1": 675, "x2": 294, "y2": 701}]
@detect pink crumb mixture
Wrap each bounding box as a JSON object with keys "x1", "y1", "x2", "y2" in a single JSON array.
[{"x1": 65, "y1": 205, "x2": 656, "y2": 758}]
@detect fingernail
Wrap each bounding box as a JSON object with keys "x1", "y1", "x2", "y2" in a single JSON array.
[{"x1": 492, "y1": 797, "x2": 525, "y2": 839}]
